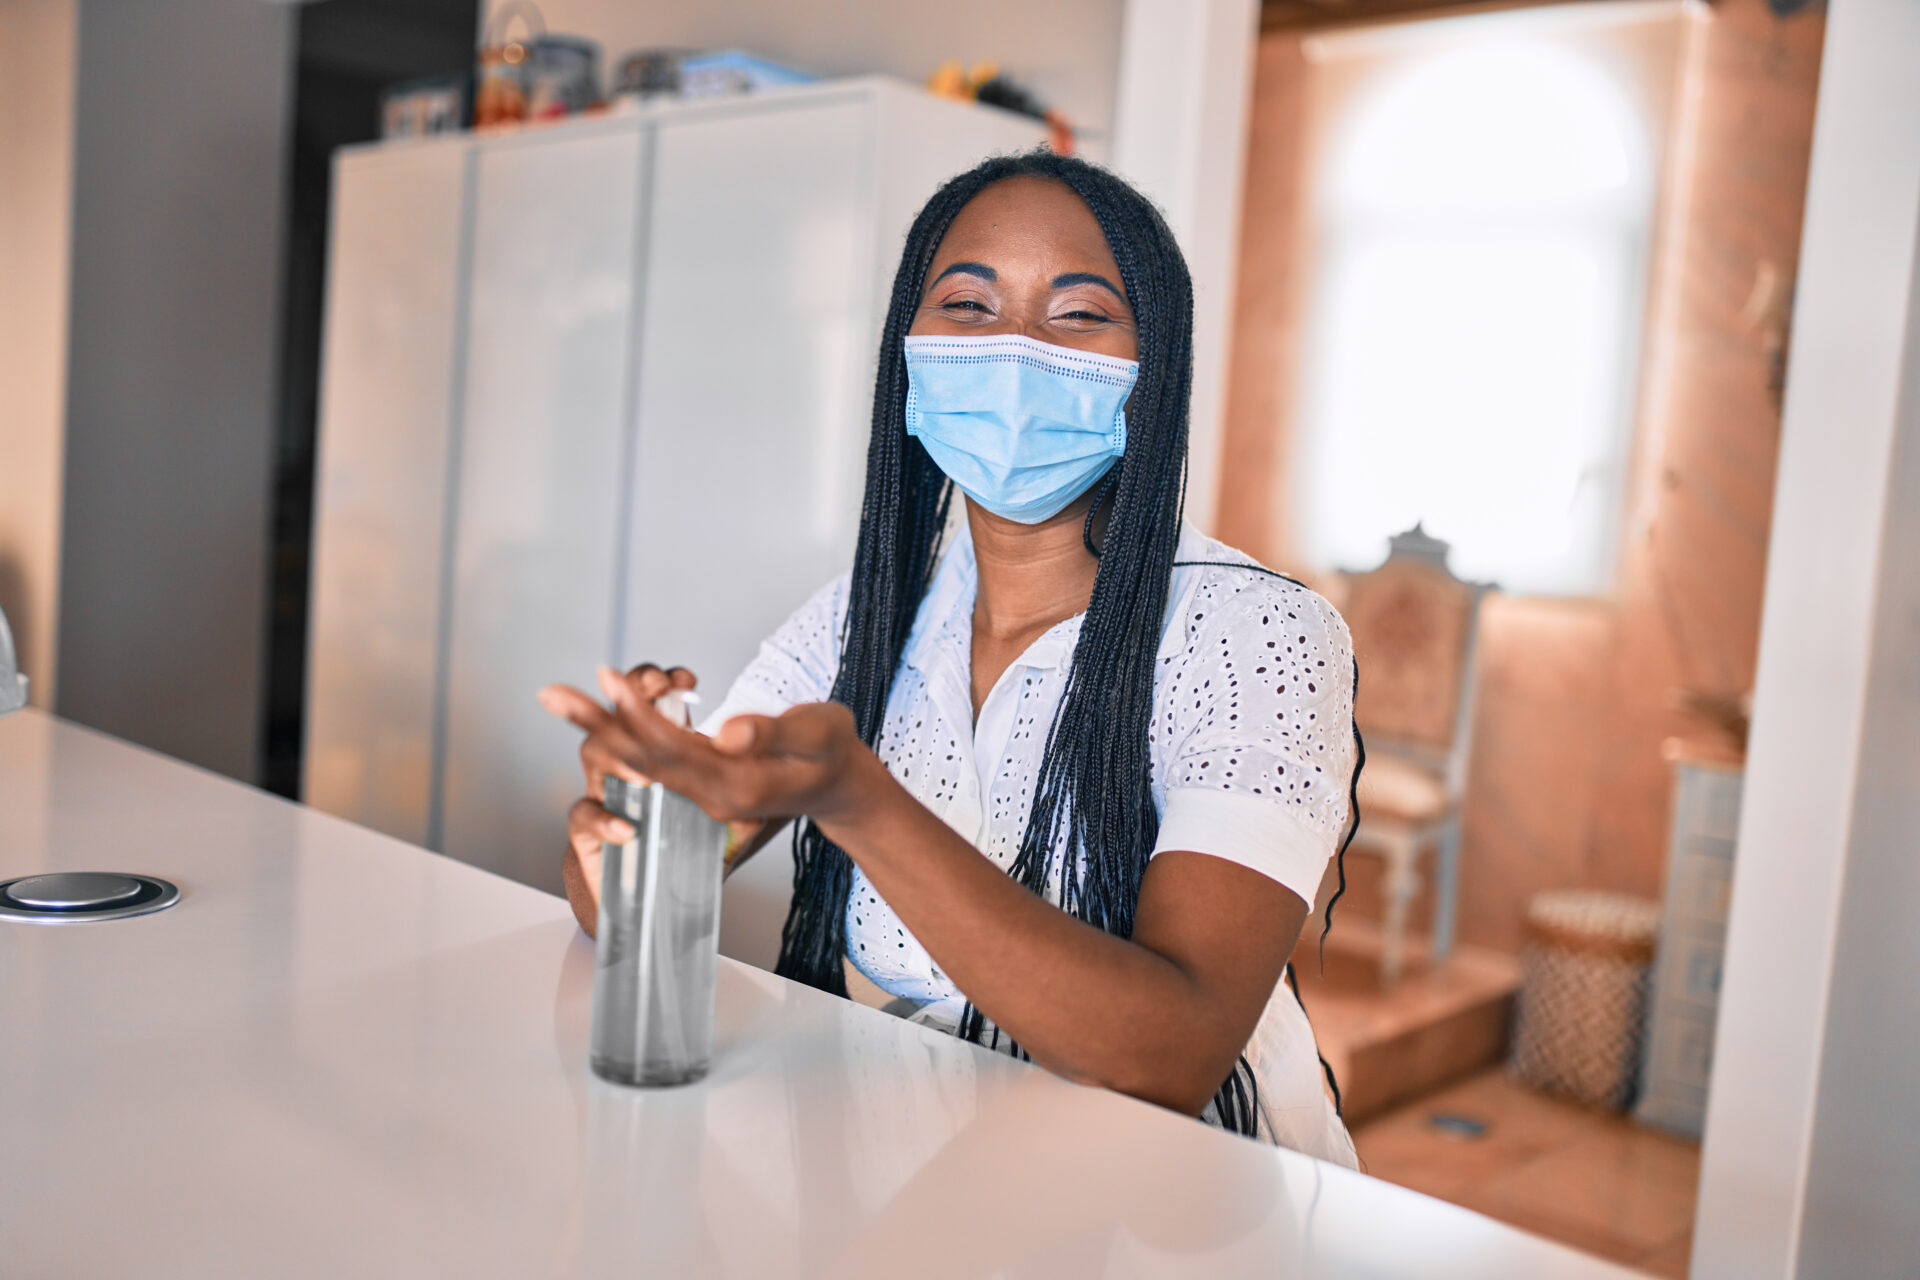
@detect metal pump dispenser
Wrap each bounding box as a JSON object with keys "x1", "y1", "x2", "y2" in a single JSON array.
[{"x1": 589, "y1": 689, "x2": 729, "y2": 1086}]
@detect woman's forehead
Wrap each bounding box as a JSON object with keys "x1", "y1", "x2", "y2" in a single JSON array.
[{"x1": 928, "y1": 177, "x2": 1121, "y2": 280}]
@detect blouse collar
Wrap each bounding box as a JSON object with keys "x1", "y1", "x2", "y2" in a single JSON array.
[{"x1": 898, "y1": 518, "x2": 1215, "y2": 677}]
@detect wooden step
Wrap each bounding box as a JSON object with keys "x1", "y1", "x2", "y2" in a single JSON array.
[{"x1": 1288, "y1": 920, "x2": 1521, "y2": 1125}]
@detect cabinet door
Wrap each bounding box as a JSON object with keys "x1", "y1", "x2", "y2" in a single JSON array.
[
  {"x1": 623, "y1": 98, "x2": 873, "y2": 966},
  {"x1": 304, "y1": 142, "x2": 470, "y2": 846},
  {"x1": 441, "y1": 124, "x2": 646, "y2": 891}
]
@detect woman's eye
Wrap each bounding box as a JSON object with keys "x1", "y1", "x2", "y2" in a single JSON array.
[
  {"x1": 1057, "y1": 309, "x2": 1112, "y2": 324},
  {"x1": 941, "y1": 299, "x2": 989, "y2": 313}
]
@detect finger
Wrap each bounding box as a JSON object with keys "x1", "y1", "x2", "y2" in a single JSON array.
[
  {"x1": 601, "y1": 665, "x2": 682, "y2": 727},
  {"x1": 609, "y1": 703, "x2": 750, "y2": 817},
  {"x1": 597, "y1": 684, "x2": 801, "y2": 822},
  {"x1": 608, "y1": 662, "x2": 680, "y2": 705},
  {"x1": 564, "y1": 834, "x2": 601, "y2": 898},
  {"x1": 539, "y1": 683, "x2": 611, "y2": 732},
  {"x1": 579, "y1": 734, "x2": 640, "y2": 797},
  {"x1": 570, "y1": 797, "x2": 635, "y2": 849},
  {"x1": 568, "y1": 802, "x2": 614, "y2": 855},
  {"x1": 632, "y1": 667, "x2": 675, "y2": 701},
  {"x1": 582, "y1": 728, "x2": 653, "y2": 785},
  {"x1": 711, "y1": 714, "x2": 768, "y2": 756},
  {"x1": 600, "y1": 670, "x2": 696, "y2": 759},
  {"x1": 628, "y1": 665, "x2": 697, "y2": 694},
  {"x1": 598, "y1": 663, "x2": 635, "y2": 705}
]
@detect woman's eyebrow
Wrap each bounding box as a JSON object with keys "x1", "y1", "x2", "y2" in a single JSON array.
[
  {"x1": 931, "y1": 261, "x2": 997, "y2": 285},
  {"x1": 1052, "y1": 271, "x2": 1125, "y2": 300}
]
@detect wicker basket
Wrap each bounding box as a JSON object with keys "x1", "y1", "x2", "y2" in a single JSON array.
[{"x1": 1509, "y1": 890, "x2": 1662, "y2": 1110}]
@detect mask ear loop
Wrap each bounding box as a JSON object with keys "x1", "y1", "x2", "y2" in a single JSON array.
[{"x1": 1081, "y1": 470, "x2": 1120, "y2": 559}]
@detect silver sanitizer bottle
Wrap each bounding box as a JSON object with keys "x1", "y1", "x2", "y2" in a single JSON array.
[{"x1": 590, "y1": 690, "x2": 729, "y2": 1086}]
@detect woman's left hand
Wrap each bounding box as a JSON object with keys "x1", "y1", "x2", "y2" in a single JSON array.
[{"x1": 550, "y1": 665, "x2": 885, "y2": 829}]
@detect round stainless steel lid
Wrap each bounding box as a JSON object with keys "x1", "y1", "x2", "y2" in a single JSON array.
[
  {"x1": 0, "y1": 873, "x2": 181, "y2": 923},
  {"x1": 8, "y1": 871, "x2": 145, "y2": 909}
]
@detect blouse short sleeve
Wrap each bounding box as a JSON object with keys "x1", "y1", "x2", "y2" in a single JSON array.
[
  {"x1": 699, "y1": 573, "x2": 850, "y2": 732},
  {"x1": 1150, "y1": 571, "x2": 1357, "y2": 907}
]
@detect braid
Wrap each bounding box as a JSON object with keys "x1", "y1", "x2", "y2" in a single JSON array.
[
  {"x1": 775, "y1": 150, "x2": 1268, "y2": 1134},
  {"x1": 773, "y1": 158, "x2": 968, "y2": 995}
]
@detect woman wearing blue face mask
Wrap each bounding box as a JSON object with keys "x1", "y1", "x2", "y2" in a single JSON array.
[{"x1": 541, "y1": 152, "x2": 1362, "y2": 1165}]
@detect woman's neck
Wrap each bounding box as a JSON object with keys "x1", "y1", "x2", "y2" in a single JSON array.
[{"x1": 967, "y1": 498, "x2": 1101, "y2": 642}]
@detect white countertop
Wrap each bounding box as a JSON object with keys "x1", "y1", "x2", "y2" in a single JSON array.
[{"x1": 0, "y1": 710, "x2": 1636, "y2": 1278}]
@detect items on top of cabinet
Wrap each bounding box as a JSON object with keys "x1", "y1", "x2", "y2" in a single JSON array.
[
  {"x1": 474, "y1": 2, "x2": 603, "y2": 128},
  {"x1": 612, "y1": 49, "x2": 817, "y2": 104},
  {"x1": 679, "y1": 51, "x2": 817, "y2": 99},
  {"x1": 926, "y1": 61, "x2": 1075, "y2": 154},
  {"x1": 474, "y1": 0, "x2": 538, "y2": 126},
  {"x1": 381, "y1": 75, "x2": 469, "y2": 141},
  {"x1": 613, "y1": 49, "x2": 695, "y2": 101},
  {"x1": 527, "y1": 36, "x2": 602, "y2": 119}
]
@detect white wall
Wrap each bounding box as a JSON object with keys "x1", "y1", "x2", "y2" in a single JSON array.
[
  {"x1": 0, "y1": 0, "x2": 77, "y2": 709},
  {"x1": 53, "y1": 0, "x2": 296, "y2": 782},
  {"x1": 1112, "y1": 0, "x2": 1258, "y2": 532},
  {"x1": 479, "y1": 0, "x2": 1125, "y2": 158},
  {"x1": 1692, "y1": 0, "x2": 1920, "y2": 1273}
]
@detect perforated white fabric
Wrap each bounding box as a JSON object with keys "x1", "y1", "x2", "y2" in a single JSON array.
[{"x1": 706, "y1": 521, "x2": 1358, "y2": 1166}]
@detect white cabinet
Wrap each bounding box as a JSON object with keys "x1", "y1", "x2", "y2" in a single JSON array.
[
  {"x1": 304, "y1": 142, "x2": 469, "y2": 849},
  {"x1": 306, "y1": 79, "x2": 1042, "y2": 956},
  {"x1": 441, "y1": 125, "x2": 647, "y2": 873},
  {"x1": 621, "y1": 99, "x2": 873, "y2": 724}
]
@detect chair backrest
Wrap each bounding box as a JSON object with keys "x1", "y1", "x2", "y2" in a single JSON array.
[{"x1": 1338, "y1": 526, "x2": 1490, "y2": 779}]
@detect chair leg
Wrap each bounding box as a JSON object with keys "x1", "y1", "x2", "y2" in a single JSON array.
[
  {"x1": 1431, "y1": 816, "x2": 1461, "y2": 968},
  {"x1": 1380, "y1": 831, "x2": 1420, "y2": 985}
]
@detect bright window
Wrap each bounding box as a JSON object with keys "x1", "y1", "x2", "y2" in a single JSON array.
[{"x1": 1293, "y1": 8, "x2": 1675, "y2": 594}]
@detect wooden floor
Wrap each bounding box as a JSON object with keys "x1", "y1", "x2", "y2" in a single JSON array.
[{"x1": 1351, "y1": 1069, "x2": 1702, "y2": 1278}]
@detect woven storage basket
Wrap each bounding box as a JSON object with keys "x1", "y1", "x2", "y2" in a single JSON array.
[{"x1": 1509, "y1": 890, "x2": 1661, "y2": 1110}]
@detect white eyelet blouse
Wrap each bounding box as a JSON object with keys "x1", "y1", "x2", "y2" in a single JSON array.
[{"x1": 704, "y1": 521, "x2": 1359, "y2": 1167}]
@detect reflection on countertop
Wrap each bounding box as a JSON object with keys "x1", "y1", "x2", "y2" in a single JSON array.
[{"x1": 0, "y1": 709, "x2": 1635, "y2": 1278}]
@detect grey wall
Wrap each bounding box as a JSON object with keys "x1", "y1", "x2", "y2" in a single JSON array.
[{"x1": 56, "y1": 0, "x2": 295, "y2": 781}]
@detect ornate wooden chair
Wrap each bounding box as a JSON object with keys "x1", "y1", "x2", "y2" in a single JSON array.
[{"x1": 1337, "y1": 526, "x2": 1491, "y2": 983}]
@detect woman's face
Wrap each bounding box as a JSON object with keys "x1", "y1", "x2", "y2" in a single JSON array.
[{"x1": 909, "y1": 176, "x2": 1139, "y2": 363}]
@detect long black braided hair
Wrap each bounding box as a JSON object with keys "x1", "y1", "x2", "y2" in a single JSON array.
[{"x1": 773, "y1": 150, "x2": 1356, "y2": 1136}]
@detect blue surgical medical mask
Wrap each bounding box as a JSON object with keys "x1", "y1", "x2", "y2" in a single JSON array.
[{"x1": 904, "y1": 333, "x2": 1138, "y2": 524}]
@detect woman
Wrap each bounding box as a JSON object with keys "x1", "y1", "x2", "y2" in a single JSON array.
[{"x1": 540, "y1": 151, "x2": 1362, "y2": 1166}]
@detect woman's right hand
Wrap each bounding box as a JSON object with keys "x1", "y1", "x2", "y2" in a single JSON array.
[{"x1": 539, "y1": 664, "x2": 699, "y2": 938}]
